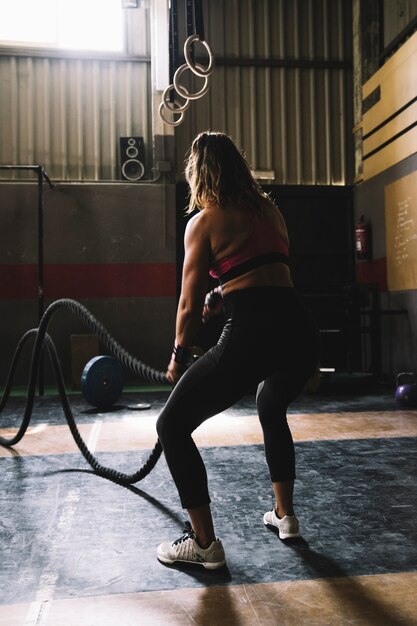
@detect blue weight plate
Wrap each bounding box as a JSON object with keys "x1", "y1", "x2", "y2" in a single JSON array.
[{"x1": 81, "y1": 355, "x2": 124, "y2": 409}]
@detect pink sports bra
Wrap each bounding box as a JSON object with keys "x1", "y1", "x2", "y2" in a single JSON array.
[{"x1": 209, "y1": 214, "x2": 289, "y2": 285}]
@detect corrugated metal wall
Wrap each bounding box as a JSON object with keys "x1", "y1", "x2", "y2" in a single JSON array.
[
  {"x1": 0, "y1": 56, "x2": 151, "y2": 180},
  {"x1": 0, "y1": 5, "x2": 152, "y2": 182},
  {"x1": 0, "y1": 0, "x2": 354, "y2": 185},
  {"x1": 175, "y1": 0, "x2": 354, "y2": 185}
]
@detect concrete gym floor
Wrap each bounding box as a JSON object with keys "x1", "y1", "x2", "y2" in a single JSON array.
[{"x1": 1, "y1": 386, "x2": 417, "y2": 626}]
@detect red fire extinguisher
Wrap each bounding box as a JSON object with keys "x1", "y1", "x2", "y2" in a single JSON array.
[{"x1": 355, "y1": 215, "x2": 372, "y2": 261}]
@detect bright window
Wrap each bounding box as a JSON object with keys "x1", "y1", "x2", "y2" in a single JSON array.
[{"x1": 0, "y1": 0, "x2": 124, "y2": 52}]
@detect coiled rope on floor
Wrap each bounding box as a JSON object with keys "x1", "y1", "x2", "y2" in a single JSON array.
[{"x1": 0, "y1": 298, "x2": 166, "y2": 484}]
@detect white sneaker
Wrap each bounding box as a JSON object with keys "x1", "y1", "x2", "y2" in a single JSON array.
[
  {"x1": 263, "y1": 509, "x2": 300, "y2": 540},
  {"x1": 157, "y1": 523, "x2": 226, "y2": 570}
]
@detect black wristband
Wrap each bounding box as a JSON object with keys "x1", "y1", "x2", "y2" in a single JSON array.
[{"x1": 173, "y1": 344, "x2": 190, "y2": 366}]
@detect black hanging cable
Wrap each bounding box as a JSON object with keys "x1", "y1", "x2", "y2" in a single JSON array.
[
  {"x1": 185, "y1": 0, "x2": 195, "y2": 64},
  {"x1": 193, "y1": 0, "x2": 205, "y2": 42},
  {"x1": 169, "y1": 0, "x2": 179, "y2": 95},
  {"x1": 185, "y1": 0, "x2": 194, "y2": 37},
  {"x1": 185, "y1": 0, "x2": 206, "y2": 66},
  {"x1": 159, "y1": 0, "x2": 213, "y2": 125}
]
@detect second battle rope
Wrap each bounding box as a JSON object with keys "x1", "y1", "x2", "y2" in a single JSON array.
[{"x1": 0, "y1": 298, "x2": 166, "y2": 484}]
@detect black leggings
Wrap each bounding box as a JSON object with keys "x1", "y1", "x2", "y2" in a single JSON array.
[{"x1": 156, "y1": 287, "x2": 319, "y2": 509}]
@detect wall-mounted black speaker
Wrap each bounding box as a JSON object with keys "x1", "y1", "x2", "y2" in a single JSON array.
[{"x1": 119, "y1": 136, "x2": 145, "y2": 181}]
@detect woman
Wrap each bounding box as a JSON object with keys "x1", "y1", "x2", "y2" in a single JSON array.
[{"x1": 156, "y1": 131, "x2": 319, "y2": 569}]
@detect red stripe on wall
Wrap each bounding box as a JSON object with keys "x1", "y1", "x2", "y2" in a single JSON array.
[
  {"x1": 1, "y1": 264, "x2": 38, "y2": 299},
  {"x1": 356, "y1": 257, "x2": 387, "y2": 292},
  {"x1": 0, "y1": 264, "x2": 177, "y2": 299}
]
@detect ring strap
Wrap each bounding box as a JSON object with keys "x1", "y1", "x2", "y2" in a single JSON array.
[
  {"x1": 169, "y1": 0, "x2": 179, "y2": 90},
  {"x1": 194, "y1": 0, "x2": 205, "y2": 41}
]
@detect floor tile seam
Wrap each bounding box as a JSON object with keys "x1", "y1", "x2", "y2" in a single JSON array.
[
  {"x1": 121, "y1": 569, "x2": 417, "y2": 597},
  {"x1": 2, "y1": 409, "x2": 416, "y2": 432},
  {"x1": 144, "y1": 568, "x2": 417, "y2": 597},
  {"x1": 1, "y1": 407, "x2": 416, "y2": 427},
  {"x1": 1, "y1": 433, "x2": 417, "y2": 460},
  {"x1": 1, "y1": 569, "x2": 417, "y2": 610}
]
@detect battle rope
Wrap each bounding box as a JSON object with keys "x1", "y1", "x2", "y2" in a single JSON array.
[{"x1": 0, "y1": 298, "x2": 166, "y2": 484}]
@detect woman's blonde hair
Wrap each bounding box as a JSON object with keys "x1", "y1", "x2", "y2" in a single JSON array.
[{"x1": 184, "y1": 131, "x2": 270, "y2": 214}]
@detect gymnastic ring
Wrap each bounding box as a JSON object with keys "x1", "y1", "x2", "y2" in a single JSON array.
[
  {"x1": 158, "y1": 100, "x2": 184, "y2": 127},
  {"x1": 184, "y1": 34, "x2": 214, "y2": 77},
  {"x1": 162, "y1": 83, "x2": 190, "y2": 113},
  {"x1": 173, "y1": 63, "x2": 210, "y2": 101}
]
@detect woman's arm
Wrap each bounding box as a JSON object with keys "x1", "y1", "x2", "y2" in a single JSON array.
[{"x1": 166, "y1": 214, "x2": 211, "y2": 383}]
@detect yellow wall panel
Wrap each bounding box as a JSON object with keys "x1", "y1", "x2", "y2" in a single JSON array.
[
  {"x1": 363, "y1": 45, "x2": 417, "y2": 136},
  {"x1": 363, "y1": 100, "x2": 417, "y2": 154},
  {"x1": 363, "y1": 29, "x2": 417, "y2": 99},
  {"x1": 385, "y1": 170, "x2": 417, "y2": 292},
  {"x1": 363, "y1": 125, "x2": 417, "y2": 180},
  {"x1": 361, "y1": 31, "x2": 417, "y2": 180}
]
